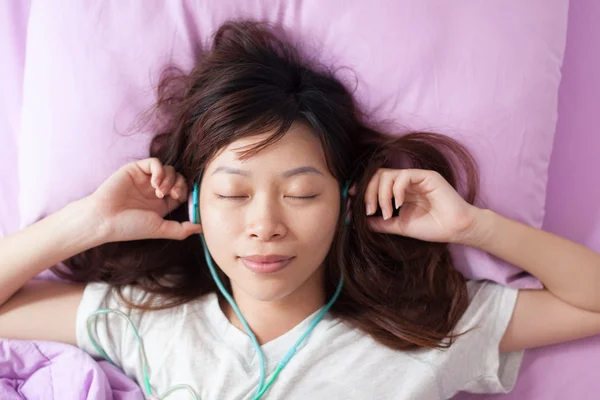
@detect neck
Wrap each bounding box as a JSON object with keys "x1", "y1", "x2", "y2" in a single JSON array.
[{"x1": 219, "y1": 267, "x2": 326, "y2": 346}]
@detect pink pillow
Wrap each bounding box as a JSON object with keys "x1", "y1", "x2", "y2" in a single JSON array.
[
  {"x1": 0, "y1": 0, "x2": 30, "y2": 238},
  {"x1": 18, "y1": 1, "x2": 568, "y2": 288}
]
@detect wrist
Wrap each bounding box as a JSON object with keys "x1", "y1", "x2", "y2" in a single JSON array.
[
  {"x1": 455, "y1": 207, "x2": 497, "y2": 249},
  {"x1": 62, "y1": 196, "x2": 110, "y2": 248}
]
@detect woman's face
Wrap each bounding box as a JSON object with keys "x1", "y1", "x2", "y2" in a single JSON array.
[{"x1": 199, "y1": 122, "x2": 341, "y2": 303}]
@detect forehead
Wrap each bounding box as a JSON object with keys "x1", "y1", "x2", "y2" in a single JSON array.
[{"x1": 210, "y1": 122, "x2": 326, "y2": 167}]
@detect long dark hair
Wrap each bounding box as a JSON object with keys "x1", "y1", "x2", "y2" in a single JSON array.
[{"x1": 58, "y1": 20, "x2": 479, "y2": 351}]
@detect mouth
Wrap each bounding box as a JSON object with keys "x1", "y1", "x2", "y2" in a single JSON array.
[{"x1": 239, "y1": 255, "x2": 295, "y2": 274}]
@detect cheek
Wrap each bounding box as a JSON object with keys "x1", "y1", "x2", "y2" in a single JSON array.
[
  {"x1": 294, "y1": 202, "x2": 340, "y2": 254},
  {"x1": 198, "y1": 203, "x2": 242, "y2": 269},
  {"x1": 202, "y1": 206, "x2": 240, "y2": 235},
  {"x1": 199, "y1": 194, "x2": 243, "y2": 233}
]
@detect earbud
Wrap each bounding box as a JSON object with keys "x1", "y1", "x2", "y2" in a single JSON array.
[
  {"x1": 188, "y1": 182, "x2": 201, "y2": 224},
  {"x1": 341, "y1": 180, "x2": 350, "y2": 201},
  {"x1": 342, "y1": 180, "x2": 351, "y2": 226}
]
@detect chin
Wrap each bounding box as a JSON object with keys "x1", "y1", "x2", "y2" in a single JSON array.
[{"x1": 237, "y1": 281, "x2": 297, "y2": 302}]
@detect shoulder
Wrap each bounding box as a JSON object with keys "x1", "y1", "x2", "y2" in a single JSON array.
[
  {"x1": 461, "y1": 279, "x2": 519, "y2": 332},
  {"x1": 324, "y1": 280, "x2": 522, "y2": 397},
  {"x1": 433, "y1": 280, "x2": 523, "y2": 396},
  {"x1": 77, "y1": 282, "x2": 213, "y2": 351},
  {"x1": 81, "y1": 281, "x2": 211, "y2": 314}
]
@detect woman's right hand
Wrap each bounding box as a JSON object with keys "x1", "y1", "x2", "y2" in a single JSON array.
[{"x1": 88, "y1": 157, "x2": 203, "y2": 243}]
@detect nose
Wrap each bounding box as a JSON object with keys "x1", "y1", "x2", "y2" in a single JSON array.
[{"x1": 246, "y1": 194, "x2": 287, "y2": 241}]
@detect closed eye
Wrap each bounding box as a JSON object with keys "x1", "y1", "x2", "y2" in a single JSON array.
[
  {"x1": 286, "y1": 195, "x2": 318, "y2": 200},
  {"x1": 216, "y1": 195, "x2": 248, "y2": 200}
]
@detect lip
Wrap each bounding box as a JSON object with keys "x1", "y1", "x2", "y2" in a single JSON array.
[{"x1": 240, "y1": 255, "x2": 295, "y2": 274}]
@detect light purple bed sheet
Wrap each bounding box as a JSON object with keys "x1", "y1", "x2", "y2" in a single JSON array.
[
  {"x1": 1, "y1": 1, "x2": 599, "y2": 399},
  {"x1": 0, "y1": 340, "x2": 143, "y2": 399}
]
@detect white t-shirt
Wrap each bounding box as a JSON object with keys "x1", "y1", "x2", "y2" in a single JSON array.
[{"x1": 76, "y1": 280, "x2": 523, "y2": 400}]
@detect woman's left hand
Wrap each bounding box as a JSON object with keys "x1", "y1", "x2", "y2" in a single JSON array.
[{"x1": 355, "y1": 168, "x2": 481, "y2": 244}]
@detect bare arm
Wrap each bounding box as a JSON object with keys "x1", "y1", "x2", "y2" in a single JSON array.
[
  {"x1": 360, "y1": 167, "x2": 600, "y2": 352},
  {"x1": 0, "y1": 280, "x2": 86, "y2": 345},
  {"x1": 464, "y1": 209, "x2": 600, "y2": 313},
  {"x1": 460, "y1": 209, "x2": 600, "y2": 352},
  {"x1": 0, "y1": 197, "x2": 105, "y2": 308},
  {"x1": 0, "y1": 158, "x2": 199, "y2": 345},
  {"x1": 0, "y1": 197, "x2": 106, "y2": 345}
]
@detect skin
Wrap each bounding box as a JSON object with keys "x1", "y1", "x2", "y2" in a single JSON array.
[{"x1": 199, "y1": 122, "x2": 341, "y2": 344}]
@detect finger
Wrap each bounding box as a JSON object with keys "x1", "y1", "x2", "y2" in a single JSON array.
[
  {"x1": 364, "y1": 170, "x2": 382, "y2": 216},
  {"x1": 169, "y1": 174, "x2": 187, "y2": 201},
  {"x1": 164, "y1": 192, "x2": 185, "y2": 214},
  {"x1": 163, "y1": 181, "x2": 189, "y2": 212},
  {"x1": 151, "y1": 220, "x2": 203, "y2": 240},
  {"x1": 158, "y1": 166, "x2": 177, "y2": 197},
  {"x1": 389, "y1": 169, "x2": 432, "y2": 206},
  {"x1": 392, "y1": 174, "x2": 410, "y2": 209},
  {"x1": 367, "y1": 216, "x2": 402, "y2": 235},
  {"x1": 401, "y1": 169, "x2": 435, "y2": 194},
  {"x1": 378, "y1": 171, "x2": 395, "y2": 220},
  {"x1": 135, "y1": 158, "x2": 165, "y2": 190}
]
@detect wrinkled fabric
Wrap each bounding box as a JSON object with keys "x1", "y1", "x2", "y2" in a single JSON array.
[{"x1": 0, "y1": 339, "x2": 144, "y2": 400}]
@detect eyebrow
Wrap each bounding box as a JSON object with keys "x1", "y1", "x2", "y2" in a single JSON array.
[{"x1": 211, "y1": 166, "x2": 323, "y2": 178}]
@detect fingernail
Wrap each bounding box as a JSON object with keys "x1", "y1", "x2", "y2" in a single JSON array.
[
  {"x1": 395, "y1": 198, "x2": 400, "y2": 209},
  {"x1": 366, "y1": 204, "x2": 373, "y2": 215},
  {"x1": 172, "y1": 190, "x2": 180, "y2": 199},
  {"x1": 157, "y1": 189, "x2": 164, "y2": 198},
  {"x1": 382, "y1": 209, "x2": 390, "y2": 220}
]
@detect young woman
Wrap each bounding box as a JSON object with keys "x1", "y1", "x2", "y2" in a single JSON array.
[{"x1": 1, "y1": 21, "x2": 599, "y2": 400}]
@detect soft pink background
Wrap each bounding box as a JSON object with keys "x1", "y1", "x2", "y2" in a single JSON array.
[
  {"x1": 544, "y1": 0, "x2": 600, "y2": 255},
  {"x1": 0, "y1": 1, "x2": 29, "y2": 237}
]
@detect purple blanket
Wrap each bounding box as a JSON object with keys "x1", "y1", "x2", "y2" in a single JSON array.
[{"x1": 0, "y1": 340, "x2": 144, "y2": 399}]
